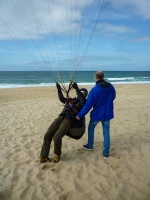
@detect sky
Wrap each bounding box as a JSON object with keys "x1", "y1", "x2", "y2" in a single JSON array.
[{"x1": 0, "y1": 0, "x2": 150, "y2": 71}]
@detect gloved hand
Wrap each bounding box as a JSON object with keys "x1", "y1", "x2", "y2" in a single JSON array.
[
  {"x1": 72, "y1": 82, "x2": 78, "y2": 89},
  {"x1": 56, "y1": 82, "x2": 61, "y2": 91}
]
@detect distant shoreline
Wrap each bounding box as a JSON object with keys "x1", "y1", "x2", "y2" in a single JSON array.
[{"x1": 0, "y1": 82, "x2": 150, "y2": 89}]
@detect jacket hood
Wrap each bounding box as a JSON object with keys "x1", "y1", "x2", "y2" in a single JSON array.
[{"x1": 96, "y1": 80, "x2": 112, "y2": 93}]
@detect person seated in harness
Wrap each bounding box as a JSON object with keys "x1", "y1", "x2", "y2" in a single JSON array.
[{"x1": 40, "y1": 82, "x2": 88, "y2": 163}]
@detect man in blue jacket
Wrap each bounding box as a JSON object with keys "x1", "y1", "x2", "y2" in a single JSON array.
[{"x1": 76, "y1": 71, "x2": 116, "y2": 158}]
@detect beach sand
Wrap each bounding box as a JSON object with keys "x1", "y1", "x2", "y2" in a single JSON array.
[{"x1": 0, "y1": 84, "x2": 150, "y2": 200}]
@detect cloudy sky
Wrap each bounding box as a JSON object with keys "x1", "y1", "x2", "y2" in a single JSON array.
[{"x1": 0, "y1": 0, "x2": 150, "y2": 71}]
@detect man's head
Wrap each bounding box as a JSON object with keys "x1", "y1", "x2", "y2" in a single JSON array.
[
  {"x1": 80, "y1": 88, "x2": 88, "y2": 98},
  {"x1": 94, "y1": 71, "x2": 104, "y2": 81}
]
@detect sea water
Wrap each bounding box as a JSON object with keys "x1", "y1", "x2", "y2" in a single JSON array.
[{"x1": 0, "y1": 71, "x2": 150, "y2": 88}]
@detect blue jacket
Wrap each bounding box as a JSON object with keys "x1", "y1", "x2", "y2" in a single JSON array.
[{"x1": 78, "y1": 80, "x2": 116, "y2": 121}]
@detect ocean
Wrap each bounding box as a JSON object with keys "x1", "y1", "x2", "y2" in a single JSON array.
[{"x1": 0, "y1": 71, "x2": 150, "y2": 88}]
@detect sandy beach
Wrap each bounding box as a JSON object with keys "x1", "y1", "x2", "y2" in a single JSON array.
[{"x1": 0, "y1": 84, "x2": 150, "y2": 200}]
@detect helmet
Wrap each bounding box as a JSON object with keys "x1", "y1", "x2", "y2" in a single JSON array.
[{"x1": 79, "y1": 88, "x2": 88, "y2": 97}]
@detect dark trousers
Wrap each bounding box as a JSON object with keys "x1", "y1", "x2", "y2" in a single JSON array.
[{"x1": 40, "y1": 116, "x2": 71, "y2": 157}]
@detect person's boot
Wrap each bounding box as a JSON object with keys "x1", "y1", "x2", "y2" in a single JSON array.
[
  {"x1": 54, "y1": 154, "x2": 60, "y2": 163},
  {"x1": 40, "y1": 157, "x2": 50, "y2": 163}
]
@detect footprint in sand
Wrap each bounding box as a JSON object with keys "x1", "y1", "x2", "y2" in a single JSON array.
[
  {"x1": 110, "y1": 148, "x2": 126, "y2": 159},
  {"x1": 76, "y1": 148, "x2": 87, "y2": 157},
  {"x1": 111, "y1": 153, "x2": 121, "y2": 159},
  {"x1": 110, "y1": 148, "x2": 121, "y2": 159},
  {"x1": 77, "y1": 148, "x2": 86, "y2": 153},
  {"x1": 111, "y1": 164, "x2": 129, "y2": 180},
  {"x1": 147, "y1": 182, "x2": 150, "y2": 188},
  {"x1": 111, "y1": 164, "x2": 121, "y2": 170},
  {"x1": 41, "y1": 163, "x2": 56, "y2": 171}
]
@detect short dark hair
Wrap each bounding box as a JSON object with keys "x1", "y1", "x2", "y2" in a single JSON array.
[{"x1": 95, "y1": 71, "x2": 104, "y2": 79}]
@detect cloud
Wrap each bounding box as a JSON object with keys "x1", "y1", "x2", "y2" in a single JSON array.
[
  {"x1": 131, "y1": 36, "x2": 150, "y2": 42},
  {"x1": 2, "y1": 0, "x2": 147, "y2": 43},
  {"x1": 0, "y1": 0, "x2": 69, "y2": 39},
  {"x1": 104, "y1": 23, "x2": 135, "y2": 34},
  {"x1": 110, "y1": 0, "x2": 150, "y2": 20},
  {"x1": 0, "y1": 0, "x2": 101, "y2": 40}
]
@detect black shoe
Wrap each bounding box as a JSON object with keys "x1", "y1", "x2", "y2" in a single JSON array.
[
  {"x1": 103, "y1": 154, "x2": 109, "y2": 159},
  {"x1": 83, "y1": 144, "x2": 93, "y2": 151}
]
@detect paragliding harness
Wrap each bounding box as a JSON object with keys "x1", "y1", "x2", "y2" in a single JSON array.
[
  {"x1": 58, "y1": 81, "x2": 86, "y2": 140},
  {"x1": 66, "y1": 116, "x2": 86, "y2": 140}
]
